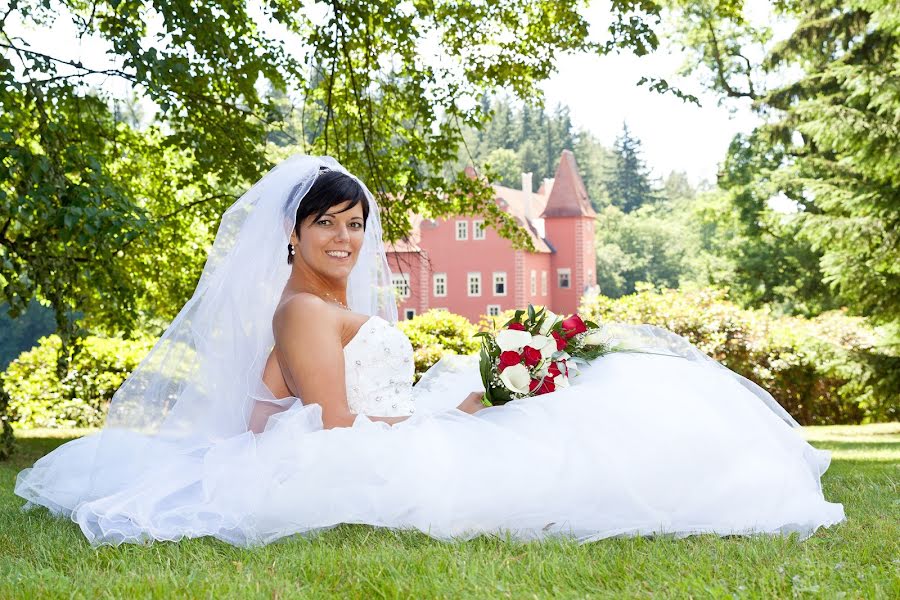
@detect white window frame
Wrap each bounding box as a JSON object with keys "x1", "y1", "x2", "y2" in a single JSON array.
[
  {"x1": 541, "y1": 270, "x2": 548, "y2": 296},
  {"x1": 487, "y1": 304, "x2": 501, "y2": 317},
  {"x1": 433, "y1": 273, "x2": 447, "y2": 297},
  {"x1": 493, "y1": 272, "x2": 507, "y2": 296},
  {"x1": 557, "y1": 268, "x2": 571, "y2": 289},
  {"x1": 467, "y1": 272, "x2": 482, "y2": 297},
  {"x1": 392, "y1": 273, "x2": 411, "y2": 299},
  {"x1": 472, "y1": 219, "x2": 486, "y2": 240},
  {"x1": 455, "y1": 220, "x2": 468, "y2": 240},
  {"x1": 404, "y1": 308, "x2": 416, "y2": 320},
  {"x1": 530, "y1": 270, "x2": 537, "y2": 295}
]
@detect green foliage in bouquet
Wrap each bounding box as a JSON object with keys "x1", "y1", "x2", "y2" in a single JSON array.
[
  {"x1": 579, "y1": 286, "x2": 898, "y2": 425},
  {"x1": 2, "y1": 335, "x2": 154, "y2": 429},
  {"x1": 398, "y1": 311, "x2": 480, "y2": 381},
  {"x1": 475, "y1": 305, "x2": 626, "y2": 406}
]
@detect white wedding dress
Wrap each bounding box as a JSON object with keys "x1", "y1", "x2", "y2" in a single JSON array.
[{"x1": 16, "y1": 314, "x2": 845, "y2": 546}]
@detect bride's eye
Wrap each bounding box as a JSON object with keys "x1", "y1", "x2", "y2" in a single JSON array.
[
  {"x1": 350, "y1": 221, "x2": 363, "y2": 229},
  {"x1": 317, "y1": 219, "x2": 331, "y2": 226}
]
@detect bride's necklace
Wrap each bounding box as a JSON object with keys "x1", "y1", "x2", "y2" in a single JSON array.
[{"x1": 321, "y1": 291, "x2": 350, "y2": 311}]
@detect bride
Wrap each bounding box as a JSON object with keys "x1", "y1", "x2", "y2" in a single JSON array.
[{"x1": 15, "y1": 155, "x2": 844, "y2": 547}]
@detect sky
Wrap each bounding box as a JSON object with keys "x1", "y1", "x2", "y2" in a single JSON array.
[
  {"x1": 541, "y1": 0, "x2": 786, "y2": 186},
  {"x1": 9, "y1": 0, "x2": 788, "y2": 187}
]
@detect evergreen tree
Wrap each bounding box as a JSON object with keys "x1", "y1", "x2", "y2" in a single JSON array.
[
  {"x1": 604, "y1": 123, "x2": 662, "y2": 213},
  {"x1": 459, "y1": 97, "x2": 583, "y2": 188},
  {"x1": 575, "y1": 132, "x2": 616, "y2": 211},
  {"x1": 671, "y1": 0, "x2": 900, "y2": 328}
]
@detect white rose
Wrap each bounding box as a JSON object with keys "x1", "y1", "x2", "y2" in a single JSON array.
[
  {"x1": 538, "y1": 310, "x2": 560, "y2": 335},
  {"x1": 496, "y1": 328, "x2": 533, "y2": 352},
  {"x1": 553, "y1": 374, "x2": 570, "y2": 389},
  {"x1": 582, "y1": 329, "x2": 607, "y2": 347},
  {"x1": 529, "y1": 334, "x2": 557, "y2": 359},
  {"x1": 499, "y1": 363, "x2": 531, "y2": 394}
]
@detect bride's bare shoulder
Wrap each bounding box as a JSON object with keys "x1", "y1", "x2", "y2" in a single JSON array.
[{"x1": 272, "y1": 293, "x2": 337, "y2": 338}]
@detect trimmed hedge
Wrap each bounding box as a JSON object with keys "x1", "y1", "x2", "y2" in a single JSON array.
[{"x1": 3, "y1": 335, "x2": 154, "y2": 429}]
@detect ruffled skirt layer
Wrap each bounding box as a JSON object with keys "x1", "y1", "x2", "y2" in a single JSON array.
[{"x1": 15, "y1": 353, "x2": 845, "y2": 546}]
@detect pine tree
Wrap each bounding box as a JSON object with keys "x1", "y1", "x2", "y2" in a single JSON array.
[
  {"x1": 763, "y1": 0, "x2": 900, "y2": 327},
  {"x1": 605, "y1": 123, "x2": 661, "y2": 213},
  {"x1": 672, "y1": 0, "x2": 900, "y2": 329}
]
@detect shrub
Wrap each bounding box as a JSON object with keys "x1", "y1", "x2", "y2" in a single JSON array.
[
  {"x1": 3, "y1": 335, "x2": 155, "y2": 429},
  {"x1": 579, "y1": 285, "x2": 895, "y2": 425},
  {"x1": 398, "y1": 310, "x2": 480, "y2": 380},
  {"x1": 0, "y1": 377, "x2": 14, "y2": 459}
]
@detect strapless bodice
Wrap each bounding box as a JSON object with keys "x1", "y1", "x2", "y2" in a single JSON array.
[{"x1": 343, "y1": 316, "x2": 416, "y2": 416}]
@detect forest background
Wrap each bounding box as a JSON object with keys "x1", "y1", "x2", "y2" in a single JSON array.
[{"x1": 1, "y1": 0, "x2": 897, "y2": 455}]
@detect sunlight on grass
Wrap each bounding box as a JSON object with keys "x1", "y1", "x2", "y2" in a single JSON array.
[
  {"x1": 802, "y1": 423, "x2": 900, "y2": 462},
  {"x1": 13, "y1": 427, "x2": 99, "y2": 440}
]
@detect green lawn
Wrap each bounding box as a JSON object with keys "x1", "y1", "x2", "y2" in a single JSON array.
[{"x1": 1, "y1": 424, "x2": 897, "y2": 598}]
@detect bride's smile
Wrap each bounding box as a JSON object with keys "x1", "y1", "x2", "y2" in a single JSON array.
[{"x1": 290, "y1": 200, "x2": 365, "y2": 280}]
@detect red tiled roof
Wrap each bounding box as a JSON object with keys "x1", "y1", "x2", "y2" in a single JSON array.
[
  {"x1": 386, "y1": 150, "x2": 595, "y2": 255},
  {"x1": 491, "y1": 185, "x2": 552, "y2": 253},
  {"x1": 540, "y1": 150, "x2": 596, "y2": 218}
]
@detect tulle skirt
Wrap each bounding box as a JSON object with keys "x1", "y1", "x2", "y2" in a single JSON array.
[{"x1": 15, "y1": 352, "x2": 845, "y2": 547}]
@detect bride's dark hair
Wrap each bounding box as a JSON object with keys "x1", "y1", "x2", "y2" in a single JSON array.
[{"x1": 293, "y1": 167, "x2": 369, "y2": 236}]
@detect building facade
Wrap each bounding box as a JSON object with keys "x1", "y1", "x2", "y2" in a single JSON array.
[{"x1": 386, "y1": 150, "x2": 598, "y2": 322}]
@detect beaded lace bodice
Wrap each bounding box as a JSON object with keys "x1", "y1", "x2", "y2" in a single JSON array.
[{"x1": 343, "y1": 316, "x2": 416, "y2": 416}]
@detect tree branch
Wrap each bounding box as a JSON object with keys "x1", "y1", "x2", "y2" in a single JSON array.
[
  {"x1": 160, "y1": 193, "x2": 239, "y2": 220},
  {"x1": 704, "y1": 20, "x2": 758, "y2": 100}
]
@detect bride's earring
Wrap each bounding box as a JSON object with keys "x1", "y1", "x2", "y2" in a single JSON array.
[{"x1": 287, "y1": 243, "x2": 296, "y2": 265}]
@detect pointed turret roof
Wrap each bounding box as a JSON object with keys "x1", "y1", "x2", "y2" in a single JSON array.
[{"x1": 540, "y1": 150, "x2": 596, "y2": 218}]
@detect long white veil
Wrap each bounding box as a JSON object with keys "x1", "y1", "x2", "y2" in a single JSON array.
[
  {"x1": 73, "y1": 155, "x2": 397, "y2": 494},
  {"x1": 14, "y1": 154, "x2": 397, "y2": 523}
]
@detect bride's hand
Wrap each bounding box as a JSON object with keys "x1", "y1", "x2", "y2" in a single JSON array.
[{"x1": 457, "y1": 392, "x2": 488, "y2": 415}]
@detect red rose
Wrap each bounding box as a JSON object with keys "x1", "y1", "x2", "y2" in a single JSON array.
[
  {"x1": 529, "y1": 376, "x2": 556, "y2": 395},
  {"x1": 522, "y1": 345, "x2": 541, "y2": 367},
  {"x1": 561, "y1": 314, "x2": 587, "y2": 339},
  {"x1": 547, "y1": 362, "x2": 561, "y2": 378},
  {"x1": 551, "y1": 330, "x2": 567, "y2": 350},
  {"x1": 498, "y1": 350, "x2": 521, "y2": 372},
  {"x1": 508, "y1": 322, "x2": 526, "y2": 331}
]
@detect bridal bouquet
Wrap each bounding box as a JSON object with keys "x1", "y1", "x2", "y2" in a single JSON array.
[{"x1": 476, "y1": 305, "x2": 624, "y2": 406}]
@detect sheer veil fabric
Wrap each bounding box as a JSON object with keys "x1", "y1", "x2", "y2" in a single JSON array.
[
  {"x1": 15, "y1": 154, "x2": 844, "y2": 546},
  {"x1": 19, "y1": 155, "x2": 397, "y2": 510},
  {"x1": 114, "y1": 155, "x2": 395, "y2": 435}
]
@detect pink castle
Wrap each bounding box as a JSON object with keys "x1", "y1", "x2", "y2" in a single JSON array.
[{"x1": 386, "y1": 150, "x2": 598, "y2": 322}]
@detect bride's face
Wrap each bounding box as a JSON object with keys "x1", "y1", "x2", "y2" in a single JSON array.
[{"x1": 293, "y1": 200, "x2": 365, "y2": 279}]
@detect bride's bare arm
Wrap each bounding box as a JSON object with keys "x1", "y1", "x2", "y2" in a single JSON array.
[{"x1": 273, "y1": 296, "x2": 360, "y2": 429}]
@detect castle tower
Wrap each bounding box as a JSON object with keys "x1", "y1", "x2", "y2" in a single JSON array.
[{"x1": 540, "y1": 150, "x2": 597, "y2": 315}]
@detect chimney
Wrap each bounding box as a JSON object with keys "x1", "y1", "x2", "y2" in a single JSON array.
[
  {"x1": 522, "y1": 172, "x2": 533, "y2": 221},
  {"x1": 543, "y1": 178, "x2": 554, "y2": 198}
]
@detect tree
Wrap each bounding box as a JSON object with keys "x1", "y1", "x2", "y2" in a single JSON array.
[
  {"x1": 457, "y1": 96, "x2": 582, "y2": 189},
  {"x1": 604, "y1": 122, "x2": 662, "y2": 213},
  {"x1": 669, "y1": 0, "x2": 900, "y2": 329},
  {"x1": 1, "y1": 0, "x2": 670, "y2": 347},
  {"x1": 595, "y1": 205, "x2": 695, "y2": 297},
  {"x1": 0, "y1": 301, "x2": 55, "y2": 371},
  {"x1": 574, "y1": 131, "x2": 616, "y2": 211},
  {"x1": 483, "y1": 148, "x2": 522, "y2": 188}
]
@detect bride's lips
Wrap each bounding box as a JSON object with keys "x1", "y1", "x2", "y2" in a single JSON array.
[{"x1": 325, "y1": 250, "x2": 352, "y2": 261}]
